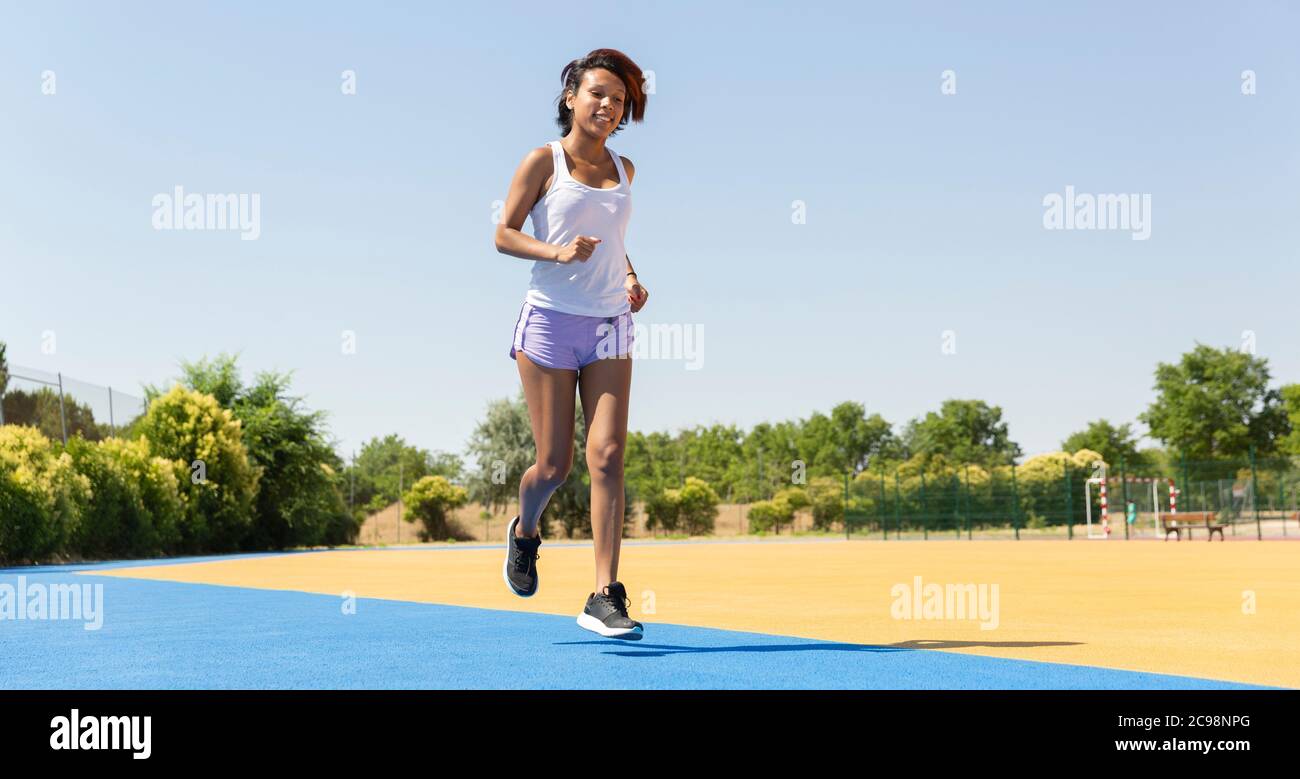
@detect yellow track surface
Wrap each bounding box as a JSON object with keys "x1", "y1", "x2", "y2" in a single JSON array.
[{"x1": 91, "y1": 539, "x2": 1300, "y2": 687}]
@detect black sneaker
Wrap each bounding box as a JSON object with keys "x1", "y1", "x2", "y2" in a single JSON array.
[
  {"x1": 503, "y1": 515, "x2": 541, "y2": 597},
  {"x1": 577, "y1": 581, "x2": 644, "y2": 639}
]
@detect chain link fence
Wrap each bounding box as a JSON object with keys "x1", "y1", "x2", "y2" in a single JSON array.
[{"x1": 0, "y1": 363, "x2": 146, "y2": 443}]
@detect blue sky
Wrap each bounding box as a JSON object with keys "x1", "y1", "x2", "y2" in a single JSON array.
[{"x1": 2, "y1": 0, "x2": 1297, "y2": 463}]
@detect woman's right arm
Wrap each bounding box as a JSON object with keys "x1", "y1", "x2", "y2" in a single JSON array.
[
  {"x1": 494, "y1": 147, "x2": 599, "y2": 264},
  {"x1": 494, "y1": 147, "x2": 561, "y2": 262}
]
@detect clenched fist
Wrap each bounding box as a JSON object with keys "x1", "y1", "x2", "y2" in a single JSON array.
[
  {"x1": 554, "y1": 235, "x2": 601, "y2": 264},
  {"x1": 626, "y1": 275, "x2": 649, "y2": 313}
]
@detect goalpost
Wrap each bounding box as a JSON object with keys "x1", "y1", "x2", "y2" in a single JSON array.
[
  {"x1": 1086, "y1": 470, "x2": 1178, "y2": 539},
  {"x1": 1085, "y1": 464, "x2": 1110, "y2": 539}
]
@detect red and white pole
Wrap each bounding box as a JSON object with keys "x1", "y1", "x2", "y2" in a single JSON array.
[{"x1": 1101, "y1": 478, "x2": 1110, "y2": 535}]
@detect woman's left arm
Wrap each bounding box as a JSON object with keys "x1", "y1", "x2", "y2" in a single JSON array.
[
  {"x1": 621, "y1": 158, "x2": 647, "y2": 313},
  {"x1": 625, "y1": 254, "x2": 648, "y2": 313}
]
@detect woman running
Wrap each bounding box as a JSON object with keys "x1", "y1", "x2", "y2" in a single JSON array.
[{"x1": 493, "y1": 49, "x2": 649, "y2": 640}]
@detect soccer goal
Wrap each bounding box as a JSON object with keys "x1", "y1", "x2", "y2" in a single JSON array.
[{"x1": 1086, "y1": 472, "x2": 1178, "y2": 539}]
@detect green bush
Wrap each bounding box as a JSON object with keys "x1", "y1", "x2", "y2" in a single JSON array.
[
  {"x1": 757, "y1": 487, "x2": 809, "y2": 534},
  {"x1": 644, "y1": 487, "x2": 680, "y2": 534},
  {"x1": 745, "y1": 499, "x2": 786, "y2": 534},
  {"x1": 0, "y1": 425, "x2": 91, "y2": 562},
  {"x1": 645, "y1": 477, "x2": 720, "y2": 536},
  {"x1": 402, "y1": 475, "x2": 468, "y2": 541},
  {"x1": 675, "y1": 477, "x2": 720, "y2": 535},
  {"x1": 65, "y1": 436, "x2": 184, "y2": 559},
  {"x1": 136, "y1": 385, "x2": 258, "y2": 553},
  {"x1": 0, "y1": 466, "x2": 52, "y2": 565},
  {"x1": 808, "y1": 476, "x2": 844, "y2": 530},
  {"x1": 1015, "y1": 449, "x2": 1103, "y2": 527}
]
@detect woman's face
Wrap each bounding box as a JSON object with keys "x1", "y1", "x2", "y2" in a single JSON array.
[{"x1": 567, "y1": 68, "x2": 626, "y2": 138}]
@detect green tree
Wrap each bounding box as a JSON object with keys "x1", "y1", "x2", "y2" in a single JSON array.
[
  {"x1": 150, "y1": 354, "x2": 357, "y2": 550},
  {"x1": 349, "y1": 434, "x2": 458, "y2": 514},
  {"x1": 807, "y1": 475, "x2": 845, "y2": 530},
  {"x1": 902, "y1": 399, "x2": 1022, "y2": 467},
  {"x1": 463, "y1": 389, "x2": 535, "y2": 515},
  {"x1": 676, "y1": 424, "x2": 744, "y2": 496},
  {"x1": 1140, "y1": 344, "x2": 1289, "y2": 460},
  {"x1": 1, "y1": 387, "x2": 109, "y2": 442},
  {"x1": 1279, "y1": 385, "x2": 1300, "y2": 458},
  {"x1": 626, "y1": 403, "x2": 899, "y2": 506},
  {"x1": 237, "y1": 372, "x2": 355, "y2": 549},
  {"x1": 673, "y1": 476, "x2": 721, "y2": 535},
  {"x1": 644, "y1": 477, "x2": 720, "y2": 536},
  {"x1": 799, "y1": 403, "x2": 900, "y2": 478},
  {"x1": 746, "y1": 487, "x2": 809, "y2": 535},
  {"x1": 627, "y1": 429, "x2": 685, "y2": 501},
  {"x1": 0, "y1": 346, "x2": 109, "y2": 438},
  {"x1": 742, "y1": 421, "x2": 804, "y2": 502},
  {"x1": 643, "y1": 485, "x2": 680, "y2": 535},
  {"x1": 1061, "y1": 420, "x2": 1151, "y2": 472},
  {"x1": 402, "y1": 475, "x2": 469, "y2": 541},
  {"x1": 747, "y1": 494, "x2": 795, "y2": 534},
  {"x1": 771, "y1": 486, "x2": 811, "y2": 534}
]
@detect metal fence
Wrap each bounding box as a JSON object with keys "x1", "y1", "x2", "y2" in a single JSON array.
[
  {"x1": 0, "y1": 364, "x2": 145, "y2": 444},
  {"x1": 842, "y1": 454, "x2": 1300, "y2": 541}
]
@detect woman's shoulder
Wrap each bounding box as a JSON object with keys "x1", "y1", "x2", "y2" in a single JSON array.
[
  {"x1": 523, "y1": 142, "x2": 555, "y2": 165},
  {"x1": 619, "y1": 155, "x2": 635, "y2": 185},
  {"x1": 517, "y1": 144, "x2": 556, "y2": 183}
]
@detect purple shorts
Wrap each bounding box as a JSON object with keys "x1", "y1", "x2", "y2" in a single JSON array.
[{"x1": 509, "y1": 301, "x2": 635, "y2": 371}]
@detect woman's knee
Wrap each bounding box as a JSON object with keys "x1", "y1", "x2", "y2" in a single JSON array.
[
  {"x1": 533, "y1": 455, "x2": 573, "y2": 486},
  {"x1": 585, "y1": 439, "x2": 625, "y2": 479}
]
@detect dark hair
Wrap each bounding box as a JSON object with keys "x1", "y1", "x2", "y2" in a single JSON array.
[{"x1": 555, "y1": 48, "x2": 647, "y2": 137}]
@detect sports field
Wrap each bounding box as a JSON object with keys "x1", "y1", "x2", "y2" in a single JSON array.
[{"x1": 2, "y1": 538, "x2": 1296, "y2": 689}]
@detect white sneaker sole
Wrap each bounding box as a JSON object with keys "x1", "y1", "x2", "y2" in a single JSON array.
[
  {"x1": 577, "y1": 611, "x2": 644, "y2": 640},
  {"x1": 503, "y1": 517, "x2": 537, "y2": 598}
]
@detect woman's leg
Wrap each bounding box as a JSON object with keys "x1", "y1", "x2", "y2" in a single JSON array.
[
  {"x1": 578, "y1": 355, "x2": 633, "y2": 592},
  {"x1": 516, "y1": 352, "x2": 578, "y2": 538}
]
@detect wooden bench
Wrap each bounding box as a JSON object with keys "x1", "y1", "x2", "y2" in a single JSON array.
[{"x1": 1161, "y1": 511, "x2": 1226, "y2": 541}]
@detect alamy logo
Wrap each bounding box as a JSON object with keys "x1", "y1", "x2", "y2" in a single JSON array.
[
  {"x1": 593, "y1": 319, "x2": 705, "y2": 370},
  {"x1": 890, "y1": 576, "x2": 1000, "y2": 630},
  {"x1": 0, "y1": 576, "x2": 104, "y2": 630},
  {"x1": 151, "y1": 185, "x2": 261, "y2": 240},
  {"x1": 1042, "y1": 185, "x2": 1151, "y2": 241},
  {"x1": 49, "y1": 709, "x2": 151, "y2": 759}
]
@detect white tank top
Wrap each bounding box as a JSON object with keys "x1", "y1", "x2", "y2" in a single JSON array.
[{"x1": 525, "y1": 140, "x2": 632, "y2": 317}]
